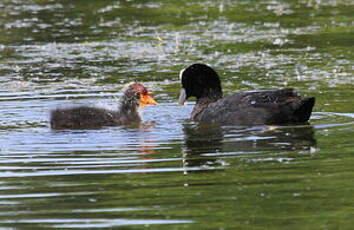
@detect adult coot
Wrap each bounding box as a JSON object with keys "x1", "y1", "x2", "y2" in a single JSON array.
[
  {"x1": 178, "y1": 63, "x2": 315, "y2": 125},
  {"x1": 51, "y1": 82, "x2": 157, "y2": 129}
]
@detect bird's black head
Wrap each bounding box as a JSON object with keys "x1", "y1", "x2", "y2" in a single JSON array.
[{"x1": 178, "y1": 63, "x2": 223, "y2": 105}]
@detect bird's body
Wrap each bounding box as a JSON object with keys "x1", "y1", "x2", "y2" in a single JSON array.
[
  {"x1": 50, "y1": 106, "x2": 141, "y2": 129},
  {"x1": 178, "y1": 64, "x2": 315, "y2": 125},
  {"x1": 191, "y1": 88, "x2": 314, "y2": 125},
  {"x1": 50, "y1": 83, "x2": 156, "y2": 129}
]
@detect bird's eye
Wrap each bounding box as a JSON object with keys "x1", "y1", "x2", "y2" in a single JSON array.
[{"x1": 142, "y1": 90, "x2": 148, "y2": 95}]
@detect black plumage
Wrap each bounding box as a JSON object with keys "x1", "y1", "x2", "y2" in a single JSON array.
[{"x1": 178, "y1": 63, "x2": 315, "y2": 125}]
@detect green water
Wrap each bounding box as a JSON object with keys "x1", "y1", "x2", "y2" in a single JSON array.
[{"x1": 0, "y1": 0, "x2": 353, "y2": 229}]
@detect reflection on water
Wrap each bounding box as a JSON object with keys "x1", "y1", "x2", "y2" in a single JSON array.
[
  {"x1": 182, "y1": 123, "x2": 316, "y2": 167},
  {"x1": 0, "y1": 0, "x2": 354, "y2": 229}
]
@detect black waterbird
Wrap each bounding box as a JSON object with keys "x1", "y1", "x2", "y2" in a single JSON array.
[{"x1": 178, "y1": 63, "x2": 315, "y2": 125}]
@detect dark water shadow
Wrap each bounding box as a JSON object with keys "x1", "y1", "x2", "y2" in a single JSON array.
[{"x1": 182, "y1": 122, "x2": 317, "y2": 167}]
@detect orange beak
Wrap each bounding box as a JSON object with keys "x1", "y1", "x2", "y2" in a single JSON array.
[{"x1": 139, "y1": 93, "x2": 157, "y2": 107}]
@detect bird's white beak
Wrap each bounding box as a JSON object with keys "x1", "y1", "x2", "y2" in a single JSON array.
[{"x1": 178, "y1": 88, "x2": 187, "y2": 105}]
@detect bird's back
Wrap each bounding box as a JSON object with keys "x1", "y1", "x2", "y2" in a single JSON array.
[
  {"x1": 50, "y1": 106, "x2": 117, "y2": 129},
  {"x1": 193, "y1": 88, "x2": 315, "y2": 125},
  {"x1": 50, "y1": 106, "x2": 141, "y2": 129}
]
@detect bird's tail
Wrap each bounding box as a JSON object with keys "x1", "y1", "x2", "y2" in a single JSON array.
[{"x1": 294, "y1": 97, "x2": 315, "y2": 122}]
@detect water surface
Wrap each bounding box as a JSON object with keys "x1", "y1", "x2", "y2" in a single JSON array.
[{"x1": 0, "y1": 0, "x2": 354, "y2": 229}]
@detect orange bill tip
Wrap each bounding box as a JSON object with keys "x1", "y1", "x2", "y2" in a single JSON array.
[{"x1": 139, "y1": 94, "x2": 157, "y2": 107}]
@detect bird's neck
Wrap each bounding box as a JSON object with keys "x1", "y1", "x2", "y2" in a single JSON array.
[
  {"x1": 191, "y1": 91, "x2": 222, "y2": 120},
  {"x1": 118, "y1": 94, "x2": 139, "y2": 114},
  {"x1": 196, "y1": 89, "x2": 223, "y2": 104}
]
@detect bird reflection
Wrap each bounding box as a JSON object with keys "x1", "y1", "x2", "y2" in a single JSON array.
[
  {"x1": 182, "y1": 123, "x2": 317, "y2": 168},
  {"x1": 133, "y1": 122, "x2": 158, "y2": 155}
]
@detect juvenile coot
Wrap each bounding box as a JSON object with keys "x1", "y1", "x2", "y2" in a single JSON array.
[
  {"x1": 50, "y1": 82, "x2": 157, "y2": 129},
  {"x1": 178, "y1": 63, "x2": 315, "y2": 125}
]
